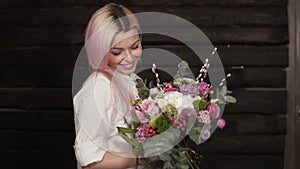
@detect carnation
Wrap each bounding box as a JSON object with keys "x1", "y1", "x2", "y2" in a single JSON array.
[
  {"x1": 198, "y1": 82, "x2": 211, "y2": 97},
  {"x1": 179, "y1": 84, "x2": 199, "y2": 97}
]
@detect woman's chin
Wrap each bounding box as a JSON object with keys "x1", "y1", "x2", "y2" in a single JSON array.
[
  {"x1": 117, "y1": 63, "x2": 137, "y2": 75},
  {"x1": 117, "y1": 67, "x2": 136, "y2": 75}
]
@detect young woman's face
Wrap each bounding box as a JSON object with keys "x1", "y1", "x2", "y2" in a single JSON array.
[{"x1": 108, "y1": 29, "x2": 142, "y2": 75}]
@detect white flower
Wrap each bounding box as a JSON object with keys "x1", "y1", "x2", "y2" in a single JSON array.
[
  {"x1": 157, "y1": 98, "x2": 167, "y2": 109},
  {"x1": 182, "y1": 95, "x2": 194, "y2": 109},
  {"x1": 163, "y1": 91, "x2": 182, "y2": 109}
]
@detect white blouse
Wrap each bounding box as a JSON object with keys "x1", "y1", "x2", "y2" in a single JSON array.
[{"x1": 73, "y1": 71, "x2": 141, "y2": 169}]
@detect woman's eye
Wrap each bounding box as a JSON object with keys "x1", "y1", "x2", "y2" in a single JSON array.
[
  {"x1": 111, "y1": 51, "x2": 121, "y2": 56},
  {"x1": 131, "y1": 45, "x2": 139, "y2": 49}
]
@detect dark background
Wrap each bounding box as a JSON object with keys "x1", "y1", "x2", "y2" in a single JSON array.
[{"x1": 0, "y1": 0, "x2": 288, "y2": 169}]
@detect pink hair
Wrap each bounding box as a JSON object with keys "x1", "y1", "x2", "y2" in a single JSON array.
[{"x1": 84, "y1": 3, "x2": 141, "y2": 110}]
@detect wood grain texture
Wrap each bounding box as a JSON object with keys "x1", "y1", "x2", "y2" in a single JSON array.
[
  {"x1": 0, "y1": 109, "x2": 286, "y2": 134},
  {"x1": 0, "y1": 7, "x2": 287, "y2": 26},
  {"x1": 0, "y1": 26, "x2": 288, "y2": 47},
  {"x1": 0, "y1": 0, "x2": 289, "y2": 169},
  {"x1": 0, "y1": 0, "x2": 288, "y2": 8},
  {"x1": 0, "y1": 88, "x2": 286, "y2": 114}
]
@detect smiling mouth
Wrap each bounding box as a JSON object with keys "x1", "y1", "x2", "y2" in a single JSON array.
[{"x1": 119, "y1": 62, "x2": 135, "y2": 69}]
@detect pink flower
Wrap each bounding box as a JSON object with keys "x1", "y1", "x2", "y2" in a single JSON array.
[
  {"x1": 217, "y1": 118, "x2": 226, "y2": 129},
  {"x1": 164, "y1": 87, "x2": 178, "y2": 93},
  {"x1": 134, "y1": 110, "x2": 149, "y2": 123},
  {"x1": 206, "y1": 102, "x2": 220, "y2": 119},
  {"x1": 196, "y1": 110, "x2": 211, "y2": 124},
  {"x1": 149, "y1": 87, "x2": 160, "y2": 95},
  {"x1": 140, "y1": 99, "x2": 159, "y2": 117},
  {"x1": 198, "y1": 82, "x2": 211, "y2": 97}
]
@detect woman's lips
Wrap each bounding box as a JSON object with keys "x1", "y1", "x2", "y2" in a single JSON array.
[{"x1": 119, "y1": 62, "x2": 135, "y2": 70}]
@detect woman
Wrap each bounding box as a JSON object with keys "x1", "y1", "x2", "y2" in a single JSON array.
[{"x1": 73, "y1": 3, "x2": 145, "y2": 169}]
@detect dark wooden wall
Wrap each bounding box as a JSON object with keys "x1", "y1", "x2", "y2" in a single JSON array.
[{"x1": 0, "y1": 0, "x2": 288, "y2": 169}]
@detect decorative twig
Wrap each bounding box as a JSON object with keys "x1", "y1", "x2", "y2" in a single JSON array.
[
  {"x1": 196, "y1": 47, "x2": 217, "y2": 82},
  {"x1": 152, "y1": 63, "x2": 162, "y2": 90}
]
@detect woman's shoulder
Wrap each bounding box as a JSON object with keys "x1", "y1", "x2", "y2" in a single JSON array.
[{"x1": 73, "y1": 71, "x2": 112, "y2": 105}]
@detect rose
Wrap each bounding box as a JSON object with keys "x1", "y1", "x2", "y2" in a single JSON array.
[
  {"x1": 140, "y1": 99, "x2": 159, "y2": 117},
  {"x1": 206, "y1": 102, "x2": 220, "y2": 119}
]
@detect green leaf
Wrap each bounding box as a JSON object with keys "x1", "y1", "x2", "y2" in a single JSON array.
[
  {"x1": 199, "y1": 100, "x2": 207, "y2": 110},
  {"x1": 224, "y1": 95, "x2": 237, "y2": 103},
  {"x1": 118, "y1": 132, "x2": 140, "y2": 147},
  {"x1": 117, "y1": 127, "x2": 136, "y2": 134},
  {"x1": 220, "y1": 85, "x2": 227, "y2": 96}
]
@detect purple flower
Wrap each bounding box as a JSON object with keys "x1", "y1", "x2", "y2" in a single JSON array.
[
  {"x1": 198, "y1": 82, "x2": 211, "y2": 97},
  {"x1": 179, "y1": 84, "x2": 199, "y2": 97},
  {"x1": 149, "y1": 87, "x2": 160, "y2": 95},
  {"x1": 206, "y1": 102, "x2": 220, "y2": 119},
  {"x1": 200, "y1": 130, "x2": 211, "y2": 140},
  {"x1": 180, "y1": 107, "x2": 196, "y2": 117}
]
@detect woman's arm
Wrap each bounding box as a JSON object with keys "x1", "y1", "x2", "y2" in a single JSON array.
[{"x1": 83, "y1": 151, "x2": 138, "y2": 169}]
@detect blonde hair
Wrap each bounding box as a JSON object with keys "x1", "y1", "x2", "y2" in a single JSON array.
[
  {"x1": 84, "y1": 3, "x2": 141, "y2": 72},
  {"x1": 84, "y1": 3, "x2": 141, "y2": 114}
]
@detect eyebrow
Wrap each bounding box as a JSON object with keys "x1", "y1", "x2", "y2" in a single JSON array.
[{"x1": 111, "y1": 39, "x2": 140, "y2": 50}]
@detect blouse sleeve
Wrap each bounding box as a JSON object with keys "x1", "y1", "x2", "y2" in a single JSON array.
[{"x1": 73, "y1": 75, "x2": 113, "y2": 167}]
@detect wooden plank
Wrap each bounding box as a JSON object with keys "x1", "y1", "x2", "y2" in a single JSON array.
[
  {"x1": 197, "y1": 135, "x2": 285, "y2": 154},
  {"x1": 0, "y1": 0, "x2": 288, "y2": 8},
  {"x1": 217, "y1": 114, "x2": 286, "y2": 134},
  {"x1": 0, "y1": 109, "x2": 73, "y2": 130},
  {"x1": 0, "y1": 67, "x2": 286, "y2": 88},
  {"x1": 225, "y1": 89, "x2": 287, "y2": 114},
  {"x1": 0, "y1": 88, "x2": 72, "y2": 110},
  {"x1": 2, "y1": 149, "x2": 76, "y2": 169},
  {"x1": 0, "y1": 27, "x2": 288, "y2": 47},
  {"x1": 203, "y1": 155, "x2": 283, "y2": 169},
  {"x1": 0, "y1": 109, "x2": 286, "y2": 134},
  {"x1": 142, "y1": 27, "x2": 289, "y2": 45},
  {"x1": 0, "y1": 88, "x2": 287, "y2": 113},
  {"x1": 137, "y1": 67, "x2": 286, "y2": 88},
  {"x1": 0, "y1": 130, "x2": 284, "y2": 154},
  {"x1": 0, "y1": 45, "x2": 288, "y2": 67},
  {"x1": 0, "y1": 130, "x2": 75, "y2": 150},
  {"x1": 0, "y1": 6, "x2": 287, "y2": 26}
]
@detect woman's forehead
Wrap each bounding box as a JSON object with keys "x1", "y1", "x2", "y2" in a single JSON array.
[{"x1": 112, "y1": 29, "x2": 140, "y2": 47}]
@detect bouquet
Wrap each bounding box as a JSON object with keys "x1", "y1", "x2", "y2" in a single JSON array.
[{"x1": 118, "y1": 55, "x2": 237, "y2": 169}]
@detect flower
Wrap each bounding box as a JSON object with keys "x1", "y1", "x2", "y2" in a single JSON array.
[
  {"x1": 181, "y1": 95, "x2": 194, "y2": 109},
  {"x1": 180, "y1": 107, "x2": 196, "y2": 117},
  {"x1": 198, "y1": 82, "x2": 211, "y2": 97},
  {"x1": 140, "y1": 99, "x2": 159, "y2": 117},
  {"x1": 135, "y1": 123, "x2": 157, "y2": 143},
  {"x1": 164, "y1": 88, "x2": 178, "y2": 93},
  {"x1": 196, "y1": 110, "x2": 211, "y2": 124},
  {"x1": 200, "y1": 129, "x2": 211, "y2": 140},
  {"x1": 217, "y1": 118, "x2": 226, "y2": 129},
  {"x1": 179, "y1": 84, "x2": 199, "y2": 97},
  {"x1": 162, "y1": 91, "x2": 183, "y2": 109},
  {"x1": 149, "y1": 87, "x2": 160, "y2": 95},
  {"x1": 134, "y1": 110, "x2": 150, "y2": 123},
  {"x1": 206, "y1": 102, "x2": 220, "y2": 119}
]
